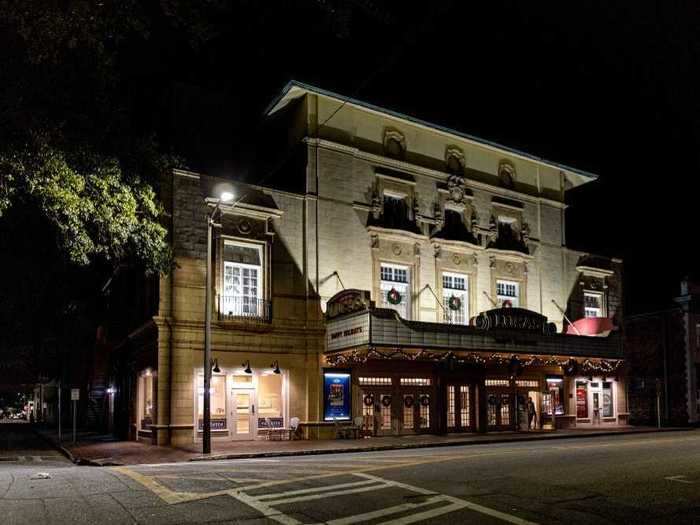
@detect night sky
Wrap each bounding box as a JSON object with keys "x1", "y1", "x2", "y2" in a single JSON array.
[{"x1": 140, "y1": 1, "x2": 700, "y2": 314}]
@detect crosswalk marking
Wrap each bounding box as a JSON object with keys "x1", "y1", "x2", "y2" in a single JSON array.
[
  {"x1": 256, "y1": 478, "x2": 380, "y2": 501},
  {"x1": 325, "y1": 496, "x2": 447, "y2": 525},
  {"x1": 264, "y1": 482, "x2": 390, "y2": 506}
]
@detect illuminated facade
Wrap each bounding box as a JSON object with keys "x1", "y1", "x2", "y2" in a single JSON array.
[{"x1": 128, "y1": 82, "x2": 627, "y2": 446}]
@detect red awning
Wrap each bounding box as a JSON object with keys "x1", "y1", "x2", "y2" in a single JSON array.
[{"x1": 566, "y1": 317, "x2": 614, "y2": 337}]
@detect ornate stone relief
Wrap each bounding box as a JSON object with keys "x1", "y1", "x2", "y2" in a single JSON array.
[
  {"x1": 445, "y1": 174, "x2": 468, "y2": 208},
  {"x1": 392, "y1": 243, "x2": 402, "y2": 256},
  {"x1": 370, "y1": 234, "x2": 379, "y2": 249},
  {"x1": 488, "y1": 215, "x2": 498, "y2": 243},
  {"x1": 445, "y1": 146, "x2": 465, "y2": 175},
  {"x1": 521, "y1": 222, "x2": 530, "y2": 244},
  {"x1": 433, "y1": 244, "x2": 442, "y2": 259},
  {"x1": 433, "y1": 201, "x2": 444, "y2": 230},
  {"x1": 383, "y1": 129, "x2": 406, "y2": 159},
  {"x1": 498, "y1": 160, "x2": 516, "y2": 189},
  {"x1": 370, "y1": 182, "x2": 382, "y2": 220}
]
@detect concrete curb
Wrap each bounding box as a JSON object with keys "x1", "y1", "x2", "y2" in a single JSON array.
[
  {"x1": 32, "y1": 426, "x2": 80, "y2": 464},
  {"x1": 188, "y1": 427, "x2": 694, "y2": 462},
  {"x1": 32, "y1": 427, "x2": 111, "y2": 466}
]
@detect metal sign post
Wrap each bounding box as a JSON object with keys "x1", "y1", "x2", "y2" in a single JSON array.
[
  {"x1": 57, "y1": 383, "x2": 62, "y2": 442},
  {"x1": 71, "y1": 388, "x2": 79, "y2": 444}
]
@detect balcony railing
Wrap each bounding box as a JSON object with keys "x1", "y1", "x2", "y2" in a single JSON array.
[{"x1": 217, "y1": 295, "x2": 272, "y2": 323}]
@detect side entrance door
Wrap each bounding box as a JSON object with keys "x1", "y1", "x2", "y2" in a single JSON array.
[{"x1": 230, "y1": 387, "x2": 256, "y2": 440}]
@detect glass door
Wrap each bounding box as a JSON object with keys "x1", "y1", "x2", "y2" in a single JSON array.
[{"x1": 231, "y1": 388, "x2": 255, "y2": 440}]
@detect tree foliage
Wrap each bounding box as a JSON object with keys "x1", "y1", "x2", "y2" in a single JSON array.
[{"x1": 0, "y1": 135, "x2": 171, "y2": 274}]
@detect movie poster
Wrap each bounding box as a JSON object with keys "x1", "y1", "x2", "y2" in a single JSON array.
[{"x1": 323, "y1": 371, "x2": 351, "y2": 421}]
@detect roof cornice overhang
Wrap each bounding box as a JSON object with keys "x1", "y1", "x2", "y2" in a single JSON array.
[{"x1": 269, "y1": 81, "x2": 598, "y2": 190}]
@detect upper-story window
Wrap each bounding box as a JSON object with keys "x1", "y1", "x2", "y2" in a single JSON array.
[
  {"x1": 442, "y1": 272, "x2": 468, "y2": 324},
  {"x1": 221, "y1": 240, "x2": 268, "y2": 321},
  {"x1": 380, "y1": 263, "x2": 411, "y2": 319},
  {"x1": 584, "y1": 291, "x2": 604, "y2": 318},
  {"x1": 382, "y1": 190, "x2": 410, "y2": 229},
  {"x1": 496, "y1": 279, "x2": 519, "y2": 308}
]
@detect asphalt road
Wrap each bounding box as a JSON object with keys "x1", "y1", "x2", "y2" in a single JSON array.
[{"x1": 1, "y1": 429, "x2": 699, "y2": 525}]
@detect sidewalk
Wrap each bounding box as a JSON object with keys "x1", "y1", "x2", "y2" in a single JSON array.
[{"x1": 36, "y1": 425, "x2": 694, "y2": 466}]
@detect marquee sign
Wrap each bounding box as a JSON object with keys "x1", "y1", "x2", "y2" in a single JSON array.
[
  {"x1": 326, "y1": 289, "x2": 372, "y2": 320},
  {"x1": 327, "y1": 313, "x2": 370, "y2": 352},
  {"x1": 474, "y1": 307, "x2": 557, "y2": 335}
]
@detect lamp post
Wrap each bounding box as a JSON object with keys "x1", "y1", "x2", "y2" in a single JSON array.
[{"x1": 203, "y1": 189, "x2": 234, "y2": 455}]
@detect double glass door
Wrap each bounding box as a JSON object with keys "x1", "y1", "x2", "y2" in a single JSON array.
[
  {"x1": 446, "y1": 384, "x2": 472, "y2": 432},
  {"x1": 487, "y1": 393, "x2": 514, "y2": 430}
]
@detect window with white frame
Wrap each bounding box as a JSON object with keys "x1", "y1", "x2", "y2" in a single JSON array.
[
  {"x1": 442, "y1": 272, "x2": 469, "y2": 324},
  {"x1": 380, "y1": 263, "x2": 411, "y2": 319},
  {"x1": 221, "y1": 241, "x2": 263, "y2": 318},
  {"x1": 496, "y1": 280, "x2": 519, "y2": 308},
  {"x1": 584, "y1": 291, "x2": 604, "y2": 318}
]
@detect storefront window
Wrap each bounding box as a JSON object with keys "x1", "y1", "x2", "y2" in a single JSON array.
[
  {"x1": 140, "y1": 371, "x2": 156, "y2": 431},
  {"x1": 258, "y1": 373, "x2": 284, "y2": 429},
  {"x1": 602, "y1": 381, "x2": 613, "y2": 417},
  {"x1": 576, "y1": 381, "x2": 589, "y2": 418},
  {"x1": 197, "y1": 375, "x2": 227, "y2": 431}
]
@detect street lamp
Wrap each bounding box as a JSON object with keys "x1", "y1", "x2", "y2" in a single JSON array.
[{"x1": 203, "y1": 186, "x2": 234, "y2": 455}]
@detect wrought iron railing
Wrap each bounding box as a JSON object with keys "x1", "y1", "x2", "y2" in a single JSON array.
[{"x1": 217, "y1": 295, "x2": 272, "y2": 323}]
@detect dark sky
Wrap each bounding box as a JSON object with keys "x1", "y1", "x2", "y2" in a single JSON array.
[{"x1": 145, "y1": 1, "x2": 700, "y2": 314}]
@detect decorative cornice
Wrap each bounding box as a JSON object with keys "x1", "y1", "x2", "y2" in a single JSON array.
[
  {"x1": 366, "y1": 225, "x2": 427, "y2": 242},
  {"x1": 576, "y1": 265, "x2": 615, "y2": 278},
  {"x1": 303, "y1": 137, "x2": 568, "y2": 209},
  {"x1": 484, "y1": 248, "x2": 534, "y2": 261}
]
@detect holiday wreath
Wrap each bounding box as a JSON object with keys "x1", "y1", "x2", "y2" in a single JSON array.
[
  {"x1": 448, "y1": 295, "x2": 462, "y2": 311},
  {"x1": 387, "y1": 287, "x2": 402, "y2": 305}
]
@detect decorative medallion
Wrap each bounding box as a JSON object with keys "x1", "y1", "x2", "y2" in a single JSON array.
[
  {"x1": 392, "y1": 243, "x2": 402, "y2": 256},
  {"x1": 452, "y1": 254, "x2": 461, "y2": 265},
  {"x1": 237, "y1": 219, "x2": 252, "y2": 235},
  {"x1": 387, "y1": 288, "x2": 402, "y2": 305},
  {"x1": 505, "y1": 262, "x2": 514, "y2": 274}
]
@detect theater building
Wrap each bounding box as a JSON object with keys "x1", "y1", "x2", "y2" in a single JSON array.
[{"x1": 119, "y1": 81, "x2": 627, "y2": 446}]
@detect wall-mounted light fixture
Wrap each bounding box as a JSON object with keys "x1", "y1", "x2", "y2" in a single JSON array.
[
  {"x1": 242, "y1": 360, "x2": 252, "y2": 374},
  {"x1": 106, "y1": 386, "x2": 116, "y2": 395},
  {"x1": 271, "y1": 360, "x2": 281, "y2": 374},
  {"x1": 211, "y1": 358, "x2": 220, "y2": 374}
]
